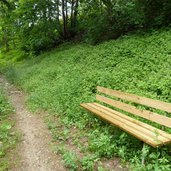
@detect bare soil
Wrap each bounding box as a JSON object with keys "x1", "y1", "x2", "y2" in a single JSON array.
[
  {"x1": 0, "y1": 76, "x2": 66, "y2": 171},
  {"x1": 0, "y1": 75, "x2": 128, "y2": 171}
]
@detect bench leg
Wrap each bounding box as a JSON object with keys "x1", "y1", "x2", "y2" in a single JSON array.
[{"x1": 141, "y1": 143, "x2": 149, "y2": 165}]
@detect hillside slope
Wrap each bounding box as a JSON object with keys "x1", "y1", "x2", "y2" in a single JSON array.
[{"x1": 2, "y1": 29, "x2": 171, "y2": 170}]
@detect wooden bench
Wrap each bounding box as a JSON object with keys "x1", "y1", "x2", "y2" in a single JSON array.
[{"x1": 80, "y1": 86, "x2": 171, "y2": 148}]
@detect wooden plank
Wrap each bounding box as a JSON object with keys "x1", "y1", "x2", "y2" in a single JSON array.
[
  {"x1": 89, "y1": 103, "x2": 169, "y2": 143},
  {"x1": 90, "y1": 103, "x2": 171, "y2": 142},
  {"x1": 96, "y1": 95, "x2": 171, "y2": 128},
  {"x1": 93, "y1": 102, "x2": 171, "y2": 140},
  {"x1": 80, "y1": 103, "x2": 171, "y2": 147},
  {"x1": 81, "y1": 103, "x2": 159, "y2": 147},
  {"x1": 97, "y1": 86, "x2": 171, "y2": 113}
]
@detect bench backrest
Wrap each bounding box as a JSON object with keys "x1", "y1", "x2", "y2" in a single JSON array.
[{"x1": 96, "y1": 86, "x2": 171, "y2": 128}]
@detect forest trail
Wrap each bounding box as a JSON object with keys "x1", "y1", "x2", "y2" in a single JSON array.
[{"x1": 0, "y1": 76, "x2": 66, "y2": 171}]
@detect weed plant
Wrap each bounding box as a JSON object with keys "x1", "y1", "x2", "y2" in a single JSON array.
[{"x1": 0, "y1": 90, "x2": 17, "y2": 171}]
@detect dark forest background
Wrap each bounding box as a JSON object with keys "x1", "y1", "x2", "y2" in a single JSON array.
[{"x1": 1, "y1": 0, "x2": 171, "y2": 55}]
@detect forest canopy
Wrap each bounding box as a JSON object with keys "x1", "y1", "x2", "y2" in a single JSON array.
[{"x1": 0, "y1": 0, "x2": 171, "y2": 55}]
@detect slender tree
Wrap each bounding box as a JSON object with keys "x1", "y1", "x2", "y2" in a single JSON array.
[{"x1": 62, "y1": 0, "x2": 68, "y2": 38}]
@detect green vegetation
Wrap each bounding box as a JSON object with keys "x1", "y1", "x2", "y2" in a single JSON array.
[
  {"x1": 0, "y1": 89, "x2": 17, "y2": 171},
  {"x1": 54, "y1": 144, "x2": 106, "y2": 171},
  {"x1": 1, "y1": 0, "x2": 171, "y2": 170},
  {"x1": 1, "y1": 0, "x2": 171, "y2": 56},
  {"x1": 2, "y1": 29, "x2": 171, "y2": 170}
]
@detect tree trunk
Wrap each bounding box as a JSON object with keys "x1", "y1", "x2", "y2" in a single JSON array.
[
  {"x1": 70, "y1": 0, "x2": 78, "y2": 37},
  {"x1": 62, "y1": 0, "x2": 68, "y2": 38},
  {"x1": 56, "y1": 0, "x2": 61, "y2": 30},
  {"x1": 73, "y1": 0, "x2": 78, "y2": 28},
  {"x1": 71, "y1": 0, "x2": 75, "y2": 28}
]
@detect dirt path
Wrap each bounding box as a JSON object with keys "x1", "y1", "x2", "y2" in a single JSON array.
[{"x1": 0, "y1": 76, "x2": 66, "y2": 171}]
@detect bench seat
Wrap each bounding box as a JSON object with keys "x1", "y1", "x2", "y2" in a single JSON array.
[{"x1": 81, "y1": 102, "x2": 171, "y2": 148}]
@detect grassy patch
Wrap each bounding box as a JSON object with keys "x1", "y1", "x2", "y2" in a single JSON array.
[
  {"x1": 0, "y1": 89, "x2": 18, "y2": 171},
  {"x1": 2, "y1": 28, "x2": 171, "y2": 170}
]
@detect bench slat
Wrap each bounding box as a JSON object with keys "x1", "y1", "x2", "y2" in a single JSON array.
[
  {"x1": 97, "y1": 86, "x2": 171, "y2": 113},
  {"x1": 81, "y1": 103, "x2": 159, "y2": 147},
  {"x1": 80, "y1": 103, "x2": 171, "y2": 147},
  {"x1": 96, "y1": 94, "x2": 171, "y2": 128},
  {"x1": 93, "y1": 103, "x2": 171, "y2": 140},
  {"x1": 91, "y1": 103, "x2": 169, "y2": 143}
]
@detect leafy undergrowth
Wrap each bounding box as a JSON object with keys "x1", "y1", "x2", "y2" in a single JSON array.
[
  {"x1": 0, "y1": 89, "x2": 18, "y2": 171},
  {"x1": 2, "y1": 28, "x2": 171, "y2": 170}
]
